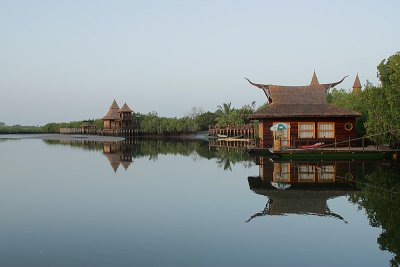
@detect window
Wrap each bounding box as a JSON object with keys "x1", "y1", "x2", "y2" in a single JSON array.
[
  {"x1": 318, "y1": 165, "x2": 335, "y2": 182},
  {"x1": 273, "y1": 163, "x2": 290, "y2": 182},
  {"x1": 298, "y1": 165, "x2": 315, "y2": 182},
  {"x1": 345, "y1": 122, "x2": 353, "y2": 131},
  {"x1": 318, "y1": 122, "x2": 335, "y2": 138},
  {"x1": 298, "y1": 122, "x2": 315, "y2": 138}
]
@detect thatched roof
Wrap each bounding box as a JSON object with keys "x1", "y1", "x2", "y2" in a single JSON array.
[
  {"x1": 118, "y1": 103, "x2": 133, "y2": 113},
  {"x1": 121, "y1": 161, "x2": 132, "y2": 170},
  {"x1": 250, "y1": 104, "x2": 360, "y2": 119},
  {"x1": 265, "y1": 190, "x2": 346, "y2": 215},
  {"x1": 104, "y1": 153, "x2": 120, "y2": 172},
  {"x1": 102, "y1": 100, "x2": 120, "y2": 120},
  {"x1": 246, "y1": 72, "x2": 360, "y2": 119}
]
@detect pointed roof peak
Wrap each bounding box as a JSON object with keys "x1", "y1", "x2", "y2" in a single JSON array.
[
  {"x1": 118, "y1": 102, "x2": 133, "y2": 113},
  {"x1": 110, "y1": 99, "x2": 120, "y2": 110},
  {"x1": 310, "y1": 71, "x2": 319, "y2": 86},
  {"x1": 353, "y1": 73, "x2": 361, "y2": 87},
  {"x1": 121, "y1": 161, "x2": 132, "y2": 170},
  {"x1": 352, "y1": 73, "x2": 362, "y2": 93}
]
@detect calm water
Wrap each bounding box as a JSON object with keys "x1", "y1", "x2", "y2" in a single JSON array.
[{"x1": 0, "y1": 137, "x2": 399, "y2": 267}]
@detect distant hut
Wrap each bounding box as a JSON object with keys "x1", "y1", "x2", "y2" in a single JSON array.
[
  {"x1": 118, "y1": 103, "x2": 134, "y2": 129},
  {"x1": 80, "y1": 120, "x2": 97, "y2": 134},
  {"x1": 102, "y1": 100, "x2": 121, "y2": 130},
  {"x1": 246, "y1": 72, "x2": 361, "y2": 148},
  {"x1": 102, "y1": 100, "x2": 135, "y2": 134}
]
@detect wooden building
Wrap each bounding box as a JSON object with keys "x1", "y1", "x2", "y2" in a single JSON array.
[
  {"x1": 102, "y1": 100, "x2": 134, "y2": 134},
  {"x1": 246, "y1": 72, "x2": 361, "y2": 148}
]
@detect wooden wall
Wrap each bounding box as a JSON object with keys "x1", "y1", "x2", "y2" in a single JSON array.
[{"x1": 259, "y1": 117, "x2": 357, "y2": 148}]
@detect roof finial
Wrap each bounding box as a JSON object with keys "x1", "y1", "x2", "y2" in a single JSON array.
[{"x1": 310, "y1": 70, "x2": 319, "y2": 86}]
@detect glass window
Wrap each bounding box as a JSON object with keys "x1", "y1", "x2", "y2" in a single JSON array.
[
  {"x1": 298, "y1": 122, "x2": 315, "y2": 138},
  {"x1": 318, "y1": 165, "x2": 335, "y2": 181},
  {"x1": 298, "y1": 165, "x2": 315, "y2": 182},
  {"x1": 318, "y1": 122, "x2": 335, "y2": 138},
  {"x1": 273, "y1": 163, "x2": 290, "y2": 182}
]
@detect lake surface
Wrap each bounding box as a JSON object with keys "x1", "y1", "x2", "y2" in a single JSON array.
[{"x1": 0, "y1": 136, "x2": 399, "y2": 267}]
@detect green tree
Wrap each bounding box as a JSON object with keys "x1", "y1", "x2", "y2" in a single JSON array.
[
  {"x1": 215, "y1": 102, "x2": 242, "y2": 127},
  {"x1": 327, "y1": 88, "x2": 367, "y2": 136},
  {"x1": 364, "y1": 52, "x2": 400, "y2": 145},
  {"x1": 195, "y1": 111, "x2": 217, "y2": 130}
]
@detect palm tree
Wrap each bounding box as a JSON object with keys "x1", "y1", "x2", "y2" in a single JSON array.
[{"x1": 215, "y1": 102, "x2": 238, "y2": 127}]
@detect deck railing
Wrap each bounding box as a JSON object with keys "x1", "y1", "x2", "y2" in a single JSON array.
[{"x1": 208, "y1": 124, "x2": 255, "y2": 139}]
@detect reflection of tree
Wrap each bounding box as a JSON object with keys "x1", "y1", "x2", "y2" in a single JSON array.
[
  {"x1": 349, "y1": 163, "x2": 400, "y2": 267},
  {"x1": 44, "y1": 139, "x2": 103, "y2": 151},
  {"x1": 214, "y1": 147, "x2": 254, "y2": 171},
  {"x1": 42, "y1": 138, "x2": 254, "y2": 170}
]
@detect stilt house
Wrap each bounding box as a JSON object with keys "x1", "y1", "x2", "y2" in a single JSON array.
[{"x1": 247, "y1": 72, "x2": 361, "y2": 148}]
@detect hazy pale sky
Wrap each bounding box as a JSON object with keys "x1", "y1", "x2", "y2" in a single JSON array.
[{"x1": 1, "y1": 0, "x2": 399, "y2": 125}]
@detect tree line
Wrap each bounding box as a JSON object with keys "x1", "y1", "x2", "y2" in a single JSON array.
[
  {"x1": 0, "y1": 103, "x2": 258, "y2": 135},
  {"x1": 2, "y1": 51, "x2": 398, "y2": 142},
  {"x1": 327, "y1": 51, "x2": 400, "y2": 146}
]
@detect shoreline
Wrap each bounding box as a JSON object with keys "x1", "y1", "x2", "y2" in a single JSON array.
[
  {"x1": 0, "y1": 133, "x2": 125, "y2": 142},
  {"x1": 0, "y1": 132, "x2": 209, "y2": 142}
]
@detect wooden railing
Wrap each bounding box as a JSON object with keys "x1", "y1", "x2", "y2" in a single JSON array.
[
  {"x1": 60, "y1": 128, "x2": 139, "y2": 136},
  {"x1": 208, "y1": 124, "x2": 255, "y2": 139}
]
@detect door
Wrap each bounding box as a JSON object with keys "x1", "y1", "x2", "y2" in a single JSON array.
[{"x1": 273, "y1": 122, "x2": 290, "y2": 146}]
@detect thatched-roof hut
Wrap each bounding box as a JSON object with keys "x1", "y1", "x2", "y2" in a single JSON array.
[{"x1": 246, "y1": 72, "x2": 361, "y2": 148}]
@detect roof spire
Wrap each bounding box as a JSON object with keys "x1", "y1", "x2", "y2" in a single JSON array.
[
  {"x1": 352, "y1": 73, "x2": 362, "y2": 93},
  {"x1": 110, "y1": 99, "x2": 119, "y2": 109},
  {"x1": 310, "y1": 70, "x2": 320, "y2": 86}
]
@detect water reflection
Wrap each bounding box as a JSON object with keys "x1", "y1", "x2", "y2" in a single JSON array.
[
  {"x1": 248, "y1": 156, "x2": 400, "y2": 266},
  {"x1": 348, "y1": 162, "x2": 400, "y2": 267},
  {"x1": 247, "y1": 158, "x2": 362, "y2": 223},
  {"x1": 43, "y1": 138, "x2": 255, "y2": 172},
  {"x1": 103, "y1": 142, "x2": 134, "y2": 172},
  {"x1": 1, "y1": 137, "x2": 400, "y2": 266}
]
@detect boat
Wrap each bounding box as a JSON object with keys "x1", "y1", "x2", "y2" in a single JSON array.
[
  {"x1": 299, "y1": 142, "x2": 324, "y2": 149},
  {"x1": 217, "y1": 134, "x2": 228, "y2": 138}
]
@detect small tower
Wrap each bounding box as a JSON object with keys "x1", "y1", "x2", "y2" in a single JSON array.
[
  {"x1": 352, "y1": 73, "x2": 362, "y2": 93},
  {"x1": 118, "y1": 103, "x2": 134, "y2": 129}
]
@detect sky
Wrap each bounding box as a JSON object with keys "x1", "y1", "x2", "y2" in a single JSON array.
[{"x1": 0, "y1": 0, "x2": 399, "y2": 125}]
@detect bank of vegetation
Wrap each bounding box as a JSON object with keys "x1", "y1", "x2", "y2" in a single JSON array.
[
  {"x1": 0, "y1": 102, "x2": 257, "y2": 135},
  {"x1": 327, "y1": 52, "x2": 400, "y2": 146},
  {"x1": 1, "y1": 52, "x2": 399, "y2": 144}
]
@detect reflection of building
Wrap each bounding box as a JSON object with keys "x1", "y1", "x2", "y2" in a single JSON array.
[
  {"x1": 103, "y1": 142, "x2": 133, "y2": 172},
  {"x1": 247, "y1": 157, "x2": 360, "y2": 223},
  {"x1": 246, "y1": 72, "x2": 361, "y2": 148}
]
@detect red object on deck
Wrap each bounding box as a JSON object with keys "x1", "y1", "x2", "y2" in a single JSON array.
[{"x1": 299, "y1": 142, "x2": 324, "y2": 149}]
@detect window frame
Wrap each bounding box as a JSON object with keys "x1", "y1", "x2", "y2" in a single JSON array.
[
  {"x1": 317, "y1": 122, "x2": 335, "y2": 138},
  {"x1": 298, "y1": 165, "x2": 316, "y2": 182},
  {"x1": 298, "y1": 122, "x2": 315, "y2": 139}
]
